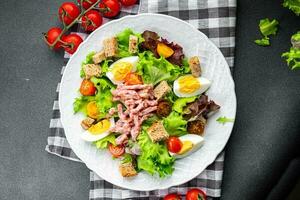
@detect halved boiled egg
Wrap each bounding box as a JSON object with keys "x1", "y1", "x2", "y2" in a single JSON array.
[
  {"x1": 81, "y1": 118, "x2": 115, "y2": 142},
  {"x1": 106, "y1": 56, "x2": 139, "y2": 85},
  {"x1": 169, "y1": 134, "x2": 204, "y2": 159},
  {"x1": 173, "y1": 75, "x2": 211, "y2": 97}
]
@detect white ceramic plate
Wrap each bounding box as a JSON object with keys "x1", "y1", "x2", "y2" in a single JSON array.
[{"x1": 59, "y1": 13, "x2": 236, "y2": 191}]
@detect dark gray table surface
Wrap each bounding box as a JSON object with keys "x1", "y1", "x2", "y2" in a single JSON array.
[{"x1": 0, "y1": 0, "x2": 300, "y2": 200}]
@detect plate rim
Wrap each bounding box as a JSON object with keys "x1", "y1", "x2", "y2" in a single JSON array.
[{"x1": 59, "y1": 13, "x2": 237, "y2": 191}]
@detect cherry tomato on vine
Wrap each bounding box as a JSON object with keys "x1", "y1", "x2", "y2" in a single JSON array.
[
  {"x1": 99, "y1": 0, "x2": 121, "y2": 18},
  {"x1": 108, "y1": 144, "x2": 125, "y2": 157},
  {"x1": 77, "y1": 0, "x2": 98, "y2": 9},
  {"x1": 82, "y1": 10, "x2": 103, "y2": 32},
  {"x1": 163, "y1": 193, "x2": 182, "y2": 200},
  {"x1": 44, "y1": 27, "x2": 63, "y2": 50},
  {"x1": 79, "y1": 79, "x2": 97, "y2": 96},
  {"x1": 62, "y1": 34, "x2": 83, "y2": 54},
  {"x1": 167, "y1": 136, "x2": 183, "y2": 153},
  {"x1": 58, "y1": 2, "x2": 80, "y2": 25},
  {"x1": 119, "y1": 0, "x2": 137, "y2": 6},
  {"x1": 186, "y1": 188, "x2": 206, "y2": 200}
]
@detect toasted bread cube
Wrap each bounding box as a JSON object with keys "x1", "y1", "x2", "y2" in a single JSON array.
[
  {"x1": 128, "y1": 35, "x2": 138, "y2": 54},
  {"x1": 92, "y1": 50, "x2": 106, "y2": 64},
  {"x1": 103, "y1": 37, "x2": 117, "y2": 57},
  {"x1": 153, "y1": 81, "x2": 171, "y2": 100},
  {"x1": 81, "y1": 117, "x2": 95, "y2": 130},
  {"x1": 83, "y1": 64, "x2": 101, "y2": 79},
  {"x1": 119, "y1": 162, "x2": 137, "y2": 177},
  {"x1": 189, "y1": 56, "x2": 201, "y2": 77},
  {"x1": 147, "y1": 121, "x2": 169, "y2": 142}
]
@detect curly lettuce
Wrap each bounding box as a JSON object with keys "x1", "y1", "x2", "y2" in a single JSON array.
[
  {"x1": 163, "y1": 111, "x2": 188, "y2": 136},
  {"x1": 137, "y1": 51, "x2": 188, "y2": 85},
  {"x1": 283, "y1": 0, "x2": 300, "y2": 16},
  {"x1": 173, "y1": 96, "x2": 197, "y2": 113},
  {"x1": 137, "y1": 130, "x2": 174, "y2": 177},
  {"x1": 94, "y1": 134, "x2": 116, "y2": 149},
  {"x1": 254, "y1": 18, "x2": 279, "y2": 46},
  {"x1": 282, "y1": 31, "x2": 300, "y2": 70}
]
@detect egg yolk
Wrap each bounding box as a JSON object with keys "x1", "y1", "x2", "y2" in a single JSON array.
[
  {"x1": 86, "y1": 101, "x2": 99, "y2": 119},
  {"x1": 178, "y1": 140, "x2": 194, "y2": 155},
  {"x1": 178, "y1": 75, "x2": 200, "y2": 94},
  {"x1": 88, "y1": 119, "x2": 111, "y2": 135},
  {"x1": 112, "y1": 62, "x2": 133, "y2": 81}
]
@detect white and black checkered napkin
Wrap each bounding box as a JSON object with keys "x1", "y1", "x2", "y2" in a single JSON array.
[{"x1": 46, "y1": 0, "x2": 236, "y2": 199}]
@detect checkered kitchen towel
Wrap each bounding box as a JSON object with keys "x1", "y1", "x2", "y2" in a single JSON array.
[{"x1": 46, "y1": 0, "x2": 236, "y2": 199}]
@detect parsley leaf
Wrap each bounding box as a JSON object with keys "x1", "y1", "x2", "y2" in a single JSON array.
[
  {"x1": 216, "y1": 116, "x2": 234, "y2": 125},
  {"x1": 255, "y1": 18, "x2": 279, "y2": 46}
]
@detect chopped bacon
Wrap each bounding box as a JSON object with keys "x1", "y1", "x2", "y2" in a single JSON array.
[{"x1": 110, "y1": 84, "x2": 158, "y2": 144}]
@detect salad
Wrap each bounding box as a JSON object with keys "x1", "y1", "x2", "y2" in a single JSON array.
[{"x1": 73, "y1": 28, "x2": 220, "y2": 178}]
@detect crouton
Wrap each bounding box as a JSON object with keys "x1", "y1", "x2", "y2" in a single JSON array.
[
  {"x1": 153, "y1": 81, "x2": 171, "y2": 100},
  {"x1": 119, "y1": 162, "x2": 137, "y2": 177},
  {"x1": 128, "y1": 35, "x2": 138, "y2": 54},
  {"x1": 187, "y1": 116, "x2": 207, "y2": 135},
  {"x1": 92, "y1": 50, "x2": 106, "y2": 64},
  {"x1": 147, "y1": 121, "x2": 169, "y2": 142},
  {"x1": 103, "y1": 37, "x2": 117, "y2": 57},
  {"x1": 81, "y1": 117, "x2": 95, "y2": 130},
  {"x1": 83, "y1": 64, "x2": 101, "y2": 79},
  {"x1": 189, "y1": 56, "x2": 201, "y2": 77}
]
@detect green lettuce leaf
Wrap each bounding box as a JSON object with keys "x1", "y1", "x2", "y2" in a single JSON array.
[
  {"x1": 173, "y1": 96, "x2": 197, "y2": 113},
  {"x1": 137, "y1": 130, "x2": 174, "y2": 177},
  {"x1": 282, "y1": 31, "x2": 300, "y2": 70},
  {"x1": 283, "y1": 0, "x2": 300, "y2": 16},
  {"x1": 254, "y1": 37, "x2": 270, "y2": 46},
  {"x1": 73, "y1": 96, "x2": 95, "y2": 114},
  {"x1": 137, "y1": 51, "x2": 187, "y2": 85},
  {"x1": 255, "y1": 18, "x2": 279, "y2": 46},
  {"x1": 94, "y1": 134, "x2": 116, "y2": 149},
  {"x1": 116, "y1": 28, "x2": 144, "y2": 58},
  {"x1": 163, "y1": 111, "x2": 188, "y2": 136}
]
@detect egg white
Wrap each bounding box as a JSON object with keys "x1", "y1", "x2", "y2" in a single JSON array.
[
  {"x1": 173, "y1": 76, "x2": 211, "y2": 97},
  {"x1": 81, "y1": 118, "x2": 115, "y2": 142},
  {"x1": 106, "y1": 56, "x2": 139, "y2": 85},
  {"x1": 170, "y1": 134, "x2": 204, "y2": 159}
]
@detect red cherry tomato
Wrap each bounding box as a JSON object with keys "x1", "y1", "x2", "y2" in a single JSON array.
[
  {"x1": 82, "y1": 10, "x2": 103, "y2": 32},
  {"x1": 79, "y1": 79, "x2": 97, "y2": 96},
  {"x1": 99, "y1": 0, "x2": 121, "y2": 18},
  {"x1": 45, "y1": 27, "x2": 63, "y2": 50},
  {"x1": 77, "y1": 0, "x2": 98, "y2": 9},
  {"x1": 61, "y1": 34, "x2": 83, "y2": 54},
  {"x1": 163, "y1": 193, "x2": 182, "y2": 200},
  {"x1": 186, "y1": 188, "x2": 206, "y2": 200},
  {"x1": 167, "y1": 136, "x2": 183, "y2": 153},
  {"x1": 58, "y1": 2, "x2": 80, "y2": 25},
  {"x1": 119, "y1": 0, "x2": 137, "y2": 6},
  {"x1": 108, "y1": 144, "x2": 125, "y2": 157}
]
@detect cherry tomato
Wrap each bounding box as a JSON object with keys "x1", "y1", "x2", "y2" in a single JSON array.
[
  {"x1": 119, "y1": 0, "x2": 137, "y2": 6},
  {"x1": 79, "y1": 79, "x2": 97, "y2": 96},
  {"x1": 82, "y1": 10, "x2": 103, "y2": 32},
  {"x1": 163, "y1": 193, "x2": 182, "y2": 200},
  {"x1": 99, "y1": 0, "x2": 121, "y2": 18},
  {"x1": 186, "y1": 188, "x2": 206, "y2": 200},
  {"x1": 108, "y1": 144, "x2": 125, "y2": 157},
  {"x1": 44, "y1": 27, "x2": 63, "y2": 50},
  {"x1": 58, "y1": 2, "x2": 80, "y2": 25},
  {"x1": 124, "y1": 73, "x2": 143, "y2": 85},
  {"x1": 167, "y1": 136, "x2": 182, "y2": 153},
  {"x1": 61, "y1": 34, "x2": 83, "y2": 54},
  {"x1": 78, "y1": 0, "x2": 98, "y2": 9}
]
